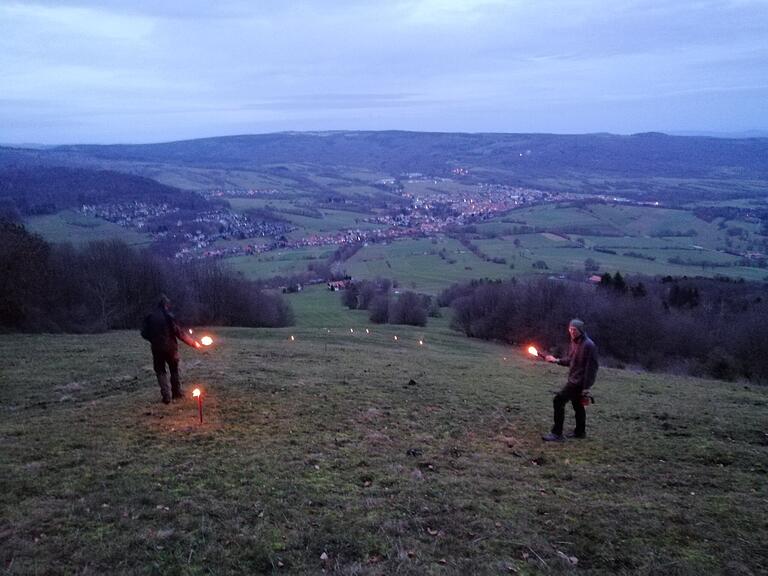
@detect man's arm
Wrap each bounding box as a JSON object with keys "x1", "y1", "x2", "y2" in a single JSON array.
[
  {"x1": 173, "y1": 320, "x2": 200, "y2": 349},
  {"x1": 583, "y1": 343, "x2": 599, "y2": 389},
  {"x1": 545, "y1": 354, "x2": 570, "y2": 366},
  {"x1": 545, "y1": 354, "x2": 569, "y2": 366}
]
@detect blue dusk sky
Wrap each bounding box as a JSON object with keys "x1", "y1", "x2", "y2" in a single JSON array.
[{"x1": 1, "y1": 0, "x2": 766, "y2": 144}]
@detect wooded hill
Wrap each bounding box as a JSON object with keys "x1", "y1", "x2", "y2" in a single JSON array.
[
  {"x1": 0, "y1": 166, "x2": 208, "y2": 216},
  {"x1": 2, "y1": 131, "x2": 767, "y2": 201}
]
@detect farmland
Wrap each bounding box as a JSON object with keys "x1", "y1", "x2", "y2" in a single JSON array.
[{"x1": 25, "y1": 210, "x2": 152, "y2": 247}]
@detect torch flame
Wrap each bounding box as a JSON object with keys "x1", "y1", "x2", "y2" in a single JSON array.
[
  {"x1": 201, "y1": 336, "x2": 213, "y2": 346},
  {"x1": 192, "y1": 388, "x2": 201, "y2": 398},
  {"x1": 528, "y1": 346, "x2": 539, "y2": 357}
]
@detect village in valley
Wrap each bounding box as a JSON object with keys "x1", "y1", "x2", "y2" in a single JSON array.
[{"x1": 75, "y1": 170, "x2": 688, "y2": 263}]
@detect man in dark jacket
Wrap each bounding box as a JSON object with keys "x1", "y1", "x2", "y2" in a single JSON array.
[
  {"x1": 542, "y1": 318, "x2": 598, "y2": 441},
  {"x1": 141, "y1": 295, "x2": 200, "y2": 404}
]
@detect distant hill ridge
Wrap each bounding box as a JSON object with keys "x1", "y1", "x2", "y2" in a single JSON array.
[
  {"x1": 0, "y1": 166, "x2": 205, "y2": 216},
  {"x1": 1, "y1": 131, "x2": 767, "y2": 179}
]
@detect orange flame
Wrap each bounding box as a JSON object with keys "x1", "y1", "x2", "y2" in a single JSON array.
[
  {"x1": 201, "y1": 336, "x2": 213, "y2": 346},
  {"x1": 192, "y1": 388, "x2": 201, "y2": 398},
  {"x1": 528, "y1": 346, "x2": 539, "y2": 357}
]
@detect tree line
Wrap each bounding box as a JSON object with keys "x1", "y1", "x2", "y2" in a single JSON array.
[
  {"x1": 439, "y1": 274, "x2": 768, "y2": 383},
  {"x1": 341, "y1": 278, "x2": 438, "y2": 327},
  {"x1": 0, "y1": 221, "x2": 293, "y2": 333}
]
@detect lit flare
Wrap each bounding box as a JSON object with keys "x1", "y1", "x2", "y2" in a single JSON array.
[
  {"x1": 192, "y1": 388, "x2": 201, "y2": 398},
  {"x1": 528, "y1": 346, "x2": 539, "y2": 357},
  {"x1": 201, "y1": 336, "x2": 213, "y2": 346}
]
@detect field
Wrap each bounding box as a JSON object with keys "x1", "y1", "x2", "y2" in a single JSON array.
[
  {"x1": 226, "y1": 198, "x2": 383, "y2": 239},
  {"x1": 22, "y1": 197, "x2": 768, "y2": 290},
  {"x1": 24, "y1": 210, "x2": 152, "y2": 246},
  {"x1": 345, "y1": 237, "x2": 513, "y2": 294},
  {"x1": 227, "y1": 246, "x2": 335, "y2": 279},
  {"x1": 1, "y1": 287, "x2": 767, "y2": 575},
  {"x1": 471, "y1": 203, "x2": 768, "y2": 283}
]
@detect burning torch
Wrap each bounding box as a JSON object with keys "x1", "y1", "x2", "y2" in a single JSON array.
[
  {"x1": 193, "y1": 388, "x2": 203, "y2": 424},
  {"x1": 527, "y1": 345, "x2": 543, "y2": 360}
]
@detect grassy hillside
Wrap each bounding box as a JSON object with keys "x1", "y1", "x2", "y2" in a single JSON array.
[
  {"x1": 25, "y1": 210, "x2": 152, "y2": 246},
  {"x1": 345, "y1": 237, "x2": 513, "y2": 294},
  {"x1": 1, "y1": 288, "x2": 766, "y2": 574}
]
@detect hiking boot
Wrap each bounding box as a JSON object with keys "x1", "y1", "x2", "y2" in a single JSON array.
[
  {"x1": 172, "y1": 388, "x2": 185, "y2": 400},
  {"x1": 566, "y1": 431, "x2": 586, "y2": 439},
  {"x1": 541, "y1": 432, "x2": 565, "y2": 442}
]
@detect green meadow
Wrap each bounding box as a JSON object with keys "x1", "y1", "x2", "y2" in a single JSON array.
[
  {"x1": 25, "y1": 210, "x2": 152, "y2": 246},
  {"x1": 23, "y1": 200, "x2": 768, "y2": 290},
  {"x1": 227, "y1": 247, "x2": 336, "y2": 279},
  {"x1": 1, "y1": 287, "x2": 766, "y2": 574},
  {"x1": 345, "y1": 237, "x2": 512, "y2": 294}
]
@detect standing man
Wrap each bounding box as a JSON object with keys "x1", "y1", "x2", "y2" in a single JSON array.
[
  {"x1": 141, "y1": 295, "x2": 200, "y2": 404},
  {"x1": 542, "y1": 319, "x2": 598, "y2": 441}
]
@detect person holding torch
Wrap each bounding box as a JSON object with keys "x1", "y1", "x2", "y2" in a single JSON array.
[
  {"x1": 140, "y1": 295, "x2": 201, "y2": 404},
  {"x1": 541, "y1": 319, "x2": 598, "y2": 442}
]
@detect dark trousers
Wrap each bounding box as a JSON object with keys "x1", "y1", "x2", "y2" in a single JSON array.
[
  {"x1": 552, "y1": 387, "x2": 586, "y2": 436},
  {"x1": 152, "y1": 348, "x2": 182, "y2": 400}
]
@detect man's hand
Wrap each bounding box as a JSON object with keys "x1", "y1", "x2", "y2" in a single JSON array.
[{"x1": 545, "y1": 354, "x2": 558, "y2": 363}]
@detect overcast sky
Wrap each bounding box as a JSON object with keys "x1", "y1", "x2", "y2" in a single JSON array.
[{"x1": 1, "y1": 0, "x2": 766, "y2": 144}]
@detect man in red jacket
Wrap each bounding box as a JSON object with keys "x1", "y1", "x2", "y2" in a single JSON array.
[
  {"x1": 542, "y1": 319, "x2": 599, "y2": 442},
  {"x1": 141, "y1": 295, "x2": 200, "y2": 404}
]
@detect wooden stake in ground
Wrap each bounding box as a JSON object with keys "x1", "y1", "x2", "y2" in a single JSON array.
[{"x1": 193, "y1": 388, "x2": 203, "y2": 424}]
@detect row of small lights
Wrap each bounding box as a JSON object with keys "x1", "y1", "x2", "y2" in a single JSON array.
[
  {"x1": 290, "y1": 329, "x2": 423, "y2": 346},
  {"x1": 184, "y1": 333, "x2": 545, "y2": 424}
]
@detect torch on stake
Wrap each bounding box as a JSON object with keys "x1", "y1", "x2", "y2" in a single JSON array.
[{"x1": 193, "y1": 388, "x2": 203, "y2": 424}]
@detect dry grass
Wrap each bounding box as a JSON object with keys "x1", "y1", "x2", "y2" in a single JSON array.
[{"x1": 1, "y1": 314, "x2": 767, "y2": 574}]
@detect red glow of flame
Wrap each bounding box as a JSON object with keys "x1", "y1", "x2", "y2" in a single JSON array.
[
  {"x1": 201, "y1": 336, "x2": 213, "y2": 346},
  {"x1": 528, "y1": 346, "x2": 539, "y2": 357},
  {"x1": 192, "y1": 388, "x2": 201, "y2": 398}
]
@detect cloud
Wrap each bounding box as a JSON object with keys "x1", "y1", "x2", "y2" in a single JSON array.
[{"x1": 0, "y1": 0, "x2": 766, "y2": 142}]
